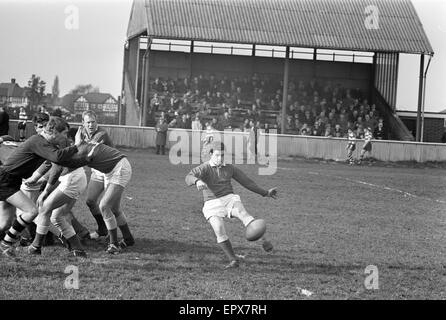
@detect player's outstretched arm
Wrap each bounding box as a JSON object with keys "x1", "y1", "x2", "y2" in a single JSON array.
[
  {"x1": 265, "y1": 187, "x2": 278, "y2": 199},
  {"x1": 232, "y1": 166, "x2": 270, "y2": 197}
]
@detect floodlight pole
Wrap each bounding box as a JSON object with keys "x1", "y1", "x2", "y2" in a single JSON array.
[{"x1": 281, "y1": 46, "x2": 290, "y2": 135}]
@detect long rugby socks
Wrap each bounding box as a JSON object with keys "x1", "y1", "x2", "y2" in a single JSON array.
[
  {"x1": 93, "y1": 215, "x2": 108, "y2": 236},
  {"x1": 66, "y1": 235, "x2": 83, "y2": 251},
  {"x1": 109, "y1": 228, "x2": 119, "y2": 245},
  {"x1": 2, "y1": 215, "x2": 31, "y2": 246},
  {"x1": 218, "y1": 240, "x2": 237, "y2": 262},
  {"x1": 116, "y1": 214, "x2": 134, "y2": 245}
]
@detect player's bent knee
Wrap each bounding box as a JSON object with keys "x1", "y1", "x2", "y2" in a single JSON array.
[
  {"x1": 231, "y1": 202, "x2": 255, "y2": 227},
  {"x1": 0, "y1": 217, "x2": 13, "y2": 231}
]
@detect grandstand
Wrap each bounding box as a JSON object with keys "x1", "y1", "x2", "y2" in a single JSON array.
[{"x1": 122, "y1": 0, "x2": 433, "y2": 141}]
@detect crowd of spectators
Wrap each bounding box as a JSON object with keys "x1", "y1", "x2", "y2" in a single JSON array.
[{"x1": 149, "y1": 73, "x2": 388, "y2": 140}]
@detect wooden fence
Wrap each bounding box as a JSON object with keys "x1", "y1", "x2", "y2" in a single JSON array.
[{"x1": 7, "y1": 120, "x2": 446, "y2": 163}]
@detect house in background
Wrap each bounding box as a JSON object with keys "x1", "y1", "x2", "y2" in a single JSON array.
[
  {"x1": 0, "y1": 79, "x2": 28, "y2": 110},
  {"x1": 71, "y1": 92, "x2": 119, "y2": 124}
]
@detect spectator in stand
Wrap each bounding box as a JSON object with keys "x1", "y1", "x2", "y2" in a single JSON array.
[
  {"x1": 285, "y1": 116, "x2": 296, "y2": 134},
  {"x1": 242, "y1": 119, "x2": 250, "y2": 132},
  {"x1": 211, "y1": 117, "x2": 221, "y2": 132},
  {"x1": 299, "y1": 123, "x2": 310, "y2": 136},
  {"x1": 333, "y1": 124, "x2": 344, "y2": 138},
  {"x1": 18, "y1": 107, "x2": 28, "y2": 141},
  {"x1": 302, "y1": 110, "x2": 314, "y2": 127},
  {"x1": 176, "y1": 114, "x2": 189, "y2": 129},
  {"x1": 0, "y1": 106, "x2": 9, "y2": 136},
  {"x1": 374, "y1": 121, "x2": 387, "y2": 140},
  {"x1": 155, "y1": 117, "x2": 168, "y2": 155},
  {"x1": 152, "y1": 77, "x2": 164, "y2": 93},
  {"x1": 354, "y1": 115, "x2": 364, "y2": 131},
  {"x1": 324, "y1": 124, "x2": 333, "y2": 137},
  {"x1": 150, "y1": 93, "x2": 162, "y2": 113},
  {"x1": 363, "y1": 114, "x2": 375, "y2": 132},
  {"x1": 220, "y1": 112, "x2": 233, "y2": 131},
  {"x1": 191, "y1": 114, "x2": 203, "y2": 131},
  {"x1": 312, "y1": 120, "x2": 324, "y2": 137}
]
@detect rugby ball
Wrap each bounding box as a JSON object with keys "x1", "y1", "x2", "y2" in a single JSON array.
[{"x1": 245, "y1": 219, "x2": 266, "y2": 241}]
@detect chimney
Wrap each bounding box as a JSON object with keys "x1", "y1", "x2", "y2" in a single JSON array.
[{"x1": 11, "y1": 78, "x2": 16, "y2": 84}]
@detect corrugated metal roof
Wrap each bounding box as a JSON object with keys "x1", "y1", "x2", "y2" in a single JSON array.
[{"x1": 127, "y1": 0, "x2": 433, "y2": 55}]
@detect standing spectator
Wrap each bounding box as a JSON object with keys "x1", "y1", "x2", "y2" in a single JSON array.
[
  {"x1": 18, "y1": 107, "x2": 28, "y2": 141},
  {"x1": 0, "y1": 106, "x2": 9, "y2": 136},
  {"x1": 155, "y1": 118, "x2": 168, "y2": 155}
]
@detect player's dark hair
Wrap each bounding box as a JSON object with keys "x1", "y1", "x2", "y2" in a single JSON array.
[
  {"x1": 67, "y1": 127, "x2": 77, "y2": 141},
  {"x1": 209, "y1": 141, "x2": 225, "y2": 154},
  {"x1": 44, "y1": 116, "x2": 68, "y2": 134},
  {"x1": 32, "y1": 112, "x2": 50, "y2": 125}
]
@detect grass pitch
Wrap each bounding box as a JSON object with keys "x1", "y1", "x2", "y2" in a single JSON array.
[{"x1": 0, "y1": 149, "x2": 445, "y2": 300}]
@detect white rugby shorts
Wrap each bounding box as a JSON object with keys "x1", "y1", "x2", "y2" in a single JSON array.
[
  {"x1": 104, "y1": 157, "x2": 132, "y2": 188},
  {"x1": 90, "y1": 168, "x2": 105, "y2": 183},
  {"x1": 202, "y1": 193, "x2": 254, "y2": 226},
  {"x1": 57, "y1": 167, "x2": 88, "y2": 200}
]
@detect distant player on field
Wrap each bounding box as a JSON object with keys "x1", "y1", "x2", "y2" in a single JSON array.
[
  {"x1": 185, "y1": 141, "x2": 276, "y2": 269},
  {"x1": 346, "y1": 128, "x2": 357, "y2": 165},
  {"x1": 358, "y1": 127, "x2": 373, "y2": 164}
]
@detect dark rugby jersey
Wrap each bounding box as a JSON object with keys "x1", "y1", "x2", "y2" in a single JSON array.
[
  {"x1": 0, "y1": 134, "x2": 78, "y2": 179},
  {"x1": 185, "y1": 162, "x2": 268, "y2": 202},
  {"x1": 60, "y1": 142, "x2": 126, "y2": 174},
  {"x1": 81, "y1": 127, "x2": 113, "y2": 147}
]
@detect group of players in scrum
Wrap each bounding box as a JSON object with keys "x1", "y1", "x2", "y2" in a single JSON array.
[{"x1": 0, "y1": 111, "x2": 277, "y2": 269}]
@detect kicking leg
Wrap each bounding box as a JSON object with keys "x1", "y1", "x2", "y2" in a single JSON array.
[{"x1": 231, "y1": 201, "x2": 273, "y2": 252}]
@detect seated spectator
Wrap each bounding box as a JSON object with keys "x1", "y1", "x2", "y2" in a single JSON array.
[
  {"x1": 324, "y1": 124, "x2": 333, "y2": 137},
  {"x1": 312, "y1": 120, "x2": 324, "y2": 136},
  {"x1": 219, "y1": 111, "x2": 233, "y2": 130},
  {"x1": 333, "y1": 124, "x2": 344, "y2": 138},
  {"x1": 150, "y1": 93, "x2": 162, "y2": 112},
  {"x1": 302, "y1": 110, "x2": 314, "y2": 127},
  {"x1": 374, "y1": 121, "x2": 387, "y2": 140},
  {"x1": 211, "y1": 117, "x2": 222, "y2": 131},
  {"x1": 285, "y1": 115, "x2": 296, "y2": 134},
  {"x1": 191, "y1": 114, "x2": 203, "y2": 131},
  {"x1": 242, "y1": 118, "x2": 250, "y2": 132}
]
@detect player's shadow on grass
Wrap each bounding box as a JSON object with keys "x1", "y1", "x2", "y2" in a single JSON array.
[{"x1": 124, "y1": 238, "x2": 218, "y2": 255}]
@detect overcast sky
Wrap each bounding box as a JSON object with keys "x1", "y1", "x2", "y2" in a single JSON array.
[{"x1": 0, "y1": 0, "x2": 444, "y2": 112}]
